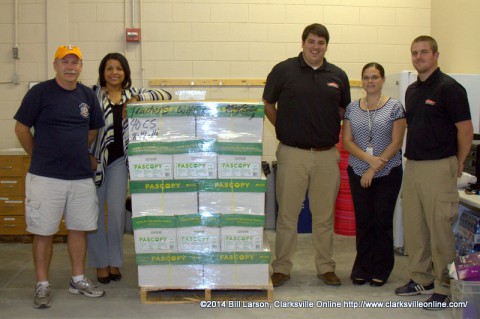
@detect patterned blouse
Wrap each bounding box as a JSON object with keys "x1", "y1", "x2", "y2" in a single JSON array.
[
  {"x1": 90, "y1": 85, "x2": 171, "y2": 187},
  {"x1": 344, "y1": 98, "x2": 405, "y2": 178}
]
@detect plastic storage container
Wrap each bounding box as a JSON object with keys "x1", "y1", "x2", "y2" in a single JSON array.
[{"x1": 451, "y1": 279, "x2": 480, "y2": 319}]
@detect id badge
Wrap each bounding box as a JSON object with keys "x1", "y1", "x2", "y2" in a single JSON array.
[{"x1": 366, "y1": 146, "x2": 374, "y2": 156}]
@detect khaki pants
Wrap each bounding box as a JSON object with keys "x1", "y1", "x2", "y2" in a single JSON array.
[
  {"x1": 402, "y1": 156, "x2": 459, "y2": 295},
  {"x1": 272, "y1": 143, "x2": 340, "y2": 275}
]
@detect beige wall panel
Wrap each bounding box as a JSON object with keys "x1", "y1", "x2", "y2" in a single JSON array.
[
  {"x1": 230, "y1": 23, "x2": 267, "y2": 42},
  {"x1": 153, "y1": 61, "x2": 192, "y2": 78},
  {"x1": 267, "y1": 24, "x2": 304, "y2": 43},
  {"x1": 142, "y1": 22, "x2": 191, "y2": 41},
  {"x1": 212, "y1": 42, "x2": 249, "y2": 61},
  {"x1": 69, "y1": 3, "x2": 97, "y2": 22},
  {"x1": 249, "y1": 5, "x2": 286, "y2": 23},
  {"x1": 192, "y1": 61, "x2": 230, "y2": 78},
  {"x1": 142, "y1": 3, "x2": 172, "y2": 22},
  {"x1": 191, "y1": 23, "x2": 229, "y2": 41},
  {"x1": 231, "y1": 61, "x2": 273, "y2": 78},
  {"x1": 395, "y1": 8, "x2": 430, "y2": 27},
  {"x1": 211, "y1": 4, "x2": 248, "y2": 23},
  {"x1": 284, "y1": 5, "x2": 324, "y2": 23},
  {"x1": 341, "y1": 26, "x2": 378, "y2": 44},
  {"x1": 143, "y1": 42, "x2": 174, "y2": 61},
  {"x1": 97, "y1": 3, "x2": 125, "y2": 22},
  {"x1": 324, "y1": 6, "x2": 360, "y2": 25},
  {"x1": 359, "y1": 7, "x2": 395, "y2": 25},
  {"x1": 248, "y1": 43, "x2": 287, "y2": 62},
  {"x1": 174, "y1": 42, "x2": 212, "y2": 61},
  {"x1": 18, "y1": 3, "x2": 45, "y2": 24},
  {"x1": 173, "y1": 3, "x2": 211, "y2": 23},
  {"x1": 431, "y1": 0, "x2": 480, "y2": 73}
]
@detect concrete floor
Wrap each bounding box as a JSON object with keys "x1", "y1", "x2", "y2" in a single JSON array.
[{"x1": 0, "y1": 231, "x2": 456, "y2": 319}]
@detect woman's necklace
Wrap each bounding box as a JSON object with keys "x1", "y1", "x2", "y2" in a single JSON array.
[
  {"x1": 104, "y1": 89, "x2": 123, "y2": 105},
  {"x1": 365, "y1": 95, "x2": 382, "y2": 155}
]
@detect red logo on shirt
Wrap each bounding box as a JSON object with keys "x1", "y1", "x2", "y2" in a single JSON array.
[
  {"x1": 327, "y1": 82, "x2": 339, "y2": 89},
  {"x1": 425, "y1": 99, "x2": 436, "y2": 106}
]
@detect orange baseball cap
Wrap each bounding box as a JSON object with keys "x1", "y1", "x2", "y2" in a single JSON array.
[{"x1": 54, "y1": 45, "x2": 82, "y2": 61}]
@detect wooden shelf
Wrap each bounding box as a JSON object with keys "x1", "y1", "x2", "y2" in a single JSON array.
[{"x1": 149, "y1": 78, "x2": 363, "y2": 88}]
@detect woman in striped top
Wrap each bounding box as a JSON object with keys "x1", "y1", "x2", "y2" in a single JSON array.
[
  {"x1": 87, "y1": 53, "x2": 171, "y2": 284},
  {"x1": 342, "y1": 62, "x2": 406, "y2": 287}
]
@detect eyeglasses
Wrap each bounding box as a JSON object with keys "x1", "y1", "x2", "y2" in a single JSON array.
[{"x1": 362, "y1": 75, "x2": 382, "y2": 81}]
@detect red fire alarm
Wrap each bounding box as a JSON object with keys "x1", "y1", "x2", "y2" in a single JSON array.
[{"x1": 126, "y1": 28, "x2": 141, "y2": 42}]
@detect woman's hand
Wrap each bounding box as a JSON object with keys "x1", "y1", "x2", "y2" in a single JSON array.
[
  {"x1": 360, "y1": 168, "x2": 376, "y2": 188},
  {"x1": 90, "y1": 154, "x2": 98, "y2": 171},
  {"x1": 366, "y1": 155, "x2": 388, "y2": 172}
]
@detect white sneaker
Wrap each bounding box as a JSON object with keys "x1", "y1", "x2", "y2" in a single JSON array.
[
  {"x1": 68, "y1": 277, "x2": 105, "y2": 298},
  {"x1": 33, "y1": 283, "x2": 52, "y2": 309}
]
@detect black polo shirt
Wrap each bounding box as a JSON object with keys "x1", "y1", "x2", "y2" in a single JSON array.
[
  {"x1": 404, "y1": 68, "x2": 471, "y2": 160},
  {"x1": 263, "y1": 53, "x2": 351, "y2": 148}
]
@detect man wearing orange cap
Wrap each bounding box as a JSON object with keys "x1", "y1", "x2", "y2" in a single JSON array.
[{"x1": 14, "y1": 45, "x2": 106, "y2": 309}]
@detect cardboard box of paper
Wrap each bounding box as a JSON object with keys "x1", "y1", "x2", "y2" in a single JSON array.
[
  {"x1": 132, "y1": 216, "x2": 177, "y2": 253},
  {"x1": 129, "y1": 180, "x2": 198, "y2": 216},
  {"x1": 195, "y1": 102, "x2": 264, "y2": 144},
  {"x1": 198, "y1": 178, "x2": 266, "y2": 215},
  {"x1": 127, "y1": 102, "x2": 196, "y2": 142},
  {"x1": 128, "y1": 154, "x2": 173, "y2": 180},
  {"x1": 220, "y1": 214, "x2": 265, "y2": 251},
  {"x1": 176, "y1": 214, "x2": 221, "y2": 252},
  {"x1": 217, "y1": 155, "x2": 262, "y2": 179},
  {"x1": 136, "y1": 250, "x2": 205, "y2": 287},
  {"x1": 203, "y1": 240, "x2": 271, "y2": 287},
  {"x1": 173, "y1": 152, "x2": 217, "y2": 179},
  {"x1": 138, "y1": 264, "x2": 203, "y2": 287}
]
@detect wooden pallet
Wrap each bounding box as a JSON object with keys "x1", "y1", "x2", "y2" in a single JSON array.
[
  {"x1": 140, "y1": 282, "x2": 273, "y2": 304},
  {"x1": 0, "y1": 235, "x2": 67, "y2": 243}
]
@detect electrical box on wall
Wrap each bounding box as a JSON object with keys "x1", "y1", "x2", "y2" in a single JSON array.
[{"x1": 126, "y1": 28, "x2": 141, "y2": 42}]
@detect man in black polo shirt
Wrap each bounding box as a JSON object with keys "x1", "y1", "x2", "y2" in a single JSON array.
[
  {"x1": 395, "y1": 35, "x2": 473, "y2": 310},
  {"x1": 263, "y1": 23, "x2": 351, "y2": 287}
]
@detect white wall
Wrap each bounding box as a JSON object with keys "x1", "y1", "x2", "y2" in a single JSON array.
[{"x1": 0, "y1": 0, "x2": 432, "y2": 162}]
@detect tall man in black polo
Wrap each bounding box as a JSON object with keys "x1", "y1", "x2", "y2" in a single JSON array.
[
  {"x1": 395, "y1": 35, "x2": 473, "y2": 310},
  {"x1": 263, "y1": 23, "x2": 351, "y2": 287}
]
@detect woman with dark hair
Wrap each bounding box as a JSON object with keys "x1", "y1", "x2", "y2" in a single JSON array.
[
  {"x1": 342, "y1": 62, "x2": 406, "y2": 287},
  {"x1": 87, "y1": 53, "x2": 171, "y2": 284}
]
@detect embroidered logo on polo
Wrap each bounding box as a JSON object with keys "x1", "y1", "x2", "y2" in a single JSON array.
[
  {"x1": 327, "y1": 82, "x2": 339, "y2": 89},
  {"x1": 79, "y1": 103, "x2": 90, "y2": 118},
  {"x1": 425, "y1": 99, "x2": 436, "y2": 106}
]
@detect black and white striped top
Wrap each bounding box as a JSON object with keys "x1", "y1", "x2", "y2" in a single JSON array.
[{"x1": 344, "y1": 98, "x2": 405, "y2": 177}]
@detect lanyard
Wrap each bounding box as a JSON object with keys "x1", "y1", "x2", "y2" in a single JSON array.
[{"x1": 365, "y1": 95, "x2": 382, "y2": 144}]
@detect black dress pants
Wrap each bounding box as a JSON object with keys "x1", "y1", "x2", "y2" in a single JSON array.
[{"x1": 347, "y1": 165, "x2": 403, "y2": 282}]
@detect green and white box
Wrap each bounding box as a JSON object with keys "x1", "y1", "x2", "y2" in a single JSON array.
[
  {"x1": 130, "y1": 180, "x2": 198, "y2": 216},
  {"x1": 138, "y1": 264, "x2": 204, "y2": 287},
  {"x1": 131, "y1": 193, "x2": 197, "y2": 217},
  {"x1": 129, "y1": 154, "x2": 173, "y2": 180},
  {"x1": 221, "y1": 227, "x2": 264, "y2": 251},
  {"x1": 195, "y1": 102, "x2": 264, "y2": 144},
  {"x1": 176, "y1": 214, "x2": 220, "y2": 252},
  {"x1": 220, "y1": 214, "x2": 265, "y2": 251},
  {"x1": 217, "y1": 155, "x2": 261, "y2": 179},
  {"x1": 203, "y1": 245, "x2": 271, "y2": 286},
  {"x1": 173, "y1": 152, "x2": 217, "y2": 179},
  {"x1": 127, "y1": 103, "x2": 196, "y2": 143},
  {"x1": 132, "y1": 216, "x2": 177, "y2": 253},
  {"x1": 198, "y1": 178, "x2": 266, "y2": 215}
]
